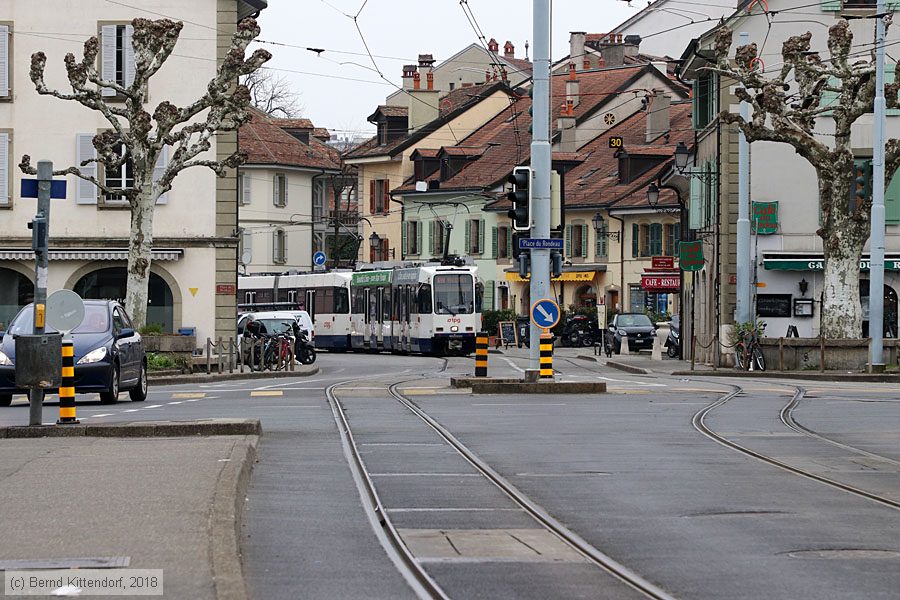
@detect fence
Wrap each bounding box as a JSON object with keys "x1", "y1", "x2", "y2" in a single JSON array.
[{"x1": 205, "y1": 336, "x2": 296, "y2": 374}]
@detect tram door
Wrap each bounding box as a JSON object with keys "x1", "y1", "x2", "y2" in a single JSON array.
[
  {"x1": 305, "y1": 290, "x2": 316, "y2": 322},
  {"x1": 404, "y1": 285, "x2": 413, "y2": 351},
  {"x1": 375, "y1": 287, "x2": 386, "y2": 349}
]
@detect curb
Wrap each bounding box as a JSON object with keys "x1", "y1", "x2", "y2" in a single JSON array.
[
  {"x1": 670, "y1": 370, "x2": 900, "y2": 382},
  {"x1": 450, "y1": 377, "x2": 606, "y2": 394},
  {"x1": 149, "y1": 366, "x2": 319, "y2": 385},
  {"x1": 0, "y1": 419, "x2": 262, "y2": 438},
  {"x1": 604, "y1": 360, "x2": 652, "y2": 375},
  {"x1": 210, "y1": 435, "x2": 258, "y2": 600},
  {"x1": 574, "y1": 355, "x2": 598, "y2": 362}
]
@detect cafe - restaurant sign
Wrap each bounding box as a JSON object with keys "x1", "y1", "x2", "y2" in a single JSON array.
[
  {"x1": 752, "y1": 201, "x2": 778, "y2": 235},
  {"x1": 679, "y1": 240, "x2": 704, "y2": 272}
]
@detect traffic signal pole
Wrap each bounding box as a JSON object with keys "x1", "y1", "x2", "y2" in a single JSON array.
[
  {"x1": 29, "y1": 160, "x2": 52, "y2": 426},
  {"x1": 869, "y1": 0, "x2": 887, "y2": 371},
  {"x1": 530, "y1": 0, "x2": 551, "y2": 369}
]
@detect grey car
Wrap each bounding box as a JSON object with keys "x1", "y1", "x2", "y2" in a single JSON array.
[{"x1": 608, "y1": 313, "x2": 656, "y2": 354}]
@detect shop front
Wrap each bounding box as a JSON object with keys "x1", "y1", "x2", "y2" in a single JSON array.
[{"x1": 505, "y1": 268, "x2": 606, "y2": 315}]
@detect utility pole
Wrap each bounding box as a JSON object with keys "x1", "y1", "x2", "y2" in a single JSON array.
[
  {"x1": 529, "y1": 0, "x2": 551, "y2": 369},
  {"x1": 869, "y1": 0, "x2": 887, "y2": 372},
  {"x1": 29, "y1": 160, "x2": 52, "y2": 426},
  {"x1": 736, "y1": 31, "x2": 752, "y2": 326}
]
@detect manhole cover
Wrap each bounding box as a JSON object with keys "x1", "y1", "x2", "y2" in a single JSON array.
[{"x1": 787, "y1": 549, "x2": 900, "y2": 560}]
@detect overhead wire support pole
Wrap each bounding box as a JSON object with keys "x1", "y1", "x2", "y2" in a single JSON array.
[
  {"x1": 736, "y1": 31, "x2": 752, "y2": 327},
  {"x1": 870, "y1": 0, "x2": 887, "y2": 372},
  {"x1": 530, "y1": 0, "x2": 552, "y2": 370}
]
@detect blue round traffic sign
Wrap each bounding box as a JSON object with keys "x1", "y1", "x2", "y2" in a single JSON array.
[
  {"x1": 313, "y1": 251, "x2": 327, "y2": 266},
  {"x1": 531, "y1": 298, "x2": 560, "y2": 330}
]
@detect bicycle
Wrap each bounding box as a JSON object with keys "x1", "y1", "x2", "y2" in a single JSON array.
[{"x1": 734, "y1": 321, "x2": 766, "y2": 371}]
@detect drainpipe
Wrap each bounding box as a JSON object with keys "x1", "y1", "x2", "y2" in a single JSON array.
[{"x1": 609, "y1": 211, "x2": 626, "y2": 312}]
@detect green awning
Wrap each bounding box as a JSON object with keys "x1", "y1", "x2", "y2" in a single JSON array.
[{"x1": 763, "y1": 257, "x2": 900, "y2": 271}]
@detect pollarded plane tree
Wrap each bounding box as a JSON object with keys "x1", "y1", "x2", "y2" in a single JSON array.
[
  {"x1": 19, "y1": 18, "x2": 272, "y2": 327},
  {"x1": 713, "y1": 18, "x2": 900, "y2": 338}
]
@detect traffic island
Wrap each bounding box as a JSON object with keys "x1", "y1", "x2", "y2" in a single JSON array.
[
  {"x1": 0, "y1": 418, "x2": 262, "y2": 438},
  {"x1": 450, "y1": 377, "x2": 606, "y2": 394}
]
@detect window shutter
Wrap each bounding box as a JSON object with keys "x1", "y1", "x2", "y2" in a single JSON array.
[
  {"x1": 0, "y1": 25, "x2": 9, "y2": 98},
  {"x1": 483, "y1": 280, "x2": 494, "y2": 311},
  {"x1": 272, "y1": 230, "x2": 279, "y2": 262},
  {"x1": 691, "y1": 79, "x2": 700, "y2": 130},
  {"x1": 417, "y1": 222, "x2": 423, "y2": 254},
  {"x1": 242, "y1": 230, "x2": 253, "y2": 262},
  {"x1": 581, "y1": 224, "x2": 588, "y2": 258},
  {"x1": 283, "y1": 229, "x2": 288, "y2": 261},
  {"x1": 631, "y1": 223, "x2": 639, "y2": 257},
  {"x1": 465, "y1": 220, "x2": 471, "y2": 253},
  {"x1": 383, "y1": 178, "x2": 390, "y2": 214},
  {"x1": 401, "y1": 221, "x2": 409, "y2": 255},
  {"x1": 273, "y1": 175, "x2": 278, "y2": 206},
  {"x1": 506, "y1": 228, "x2": 513, "y2": 258},
  {"x1": 154, "y1": 145, "x2": 169, "y2": 204},
  {"x1": 689, "y1": 175, "x2": 702, "y2": 229},
  {"x1": 596, "y1": 225, "x2": 608, "y2": 258},
  {"x1": 76, "y1": 133, "x2": 98, "y2": 204},
  {"x1": 565, "y1": 224, "x2": 572, "y2": 257},
  {"x1": 381, "y1": 239, "x2": 389, "y2": 260},
  {"x1": 886, "y1": 168, "x2": 900, "y2": 224},
  {"x1": 820, "y1": 0, "x2": 841, "y2": 10},
  {"x1": 0, "y1": 133, "x2": 7, "y2": 206},
  {"x1": 428, "y1": 221, "x2": 434, "y2": 254},
  {"x1": 889, "y1": 0, "x2": 900, "y2": 9},
  {"x1": 491, "y1": 226, "x2": 498, "y2": 258},
  {"x1": 283, "y1": 174, "x2": 289, "y2": 206},
  {"x1": 101, "y1": 25, "x2": 117, "y2": 96},
  {"x1": 650, "y1": 223, "x2": 662, "y2": 255},
  {"x1": 124, "y1": 24, "x2": 135, "y2": 88},
  {"x1": 369, "y1": 180, "x2": 376, "y2": 214},
  {"x1": 478, "y1": 219, "x2": 485, "y2": 254},
  {"x1": 242, "y1": 171, "x2": 252, "y2": 204},
  {"x1": 820, "y1": 76, "x2": 839, "y2": 116}
]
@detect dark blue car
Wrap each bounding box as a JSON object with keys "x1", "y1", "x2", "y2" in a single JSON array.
[{"x1": 0, "y1": 300, "x2": 147, "y2": 406}]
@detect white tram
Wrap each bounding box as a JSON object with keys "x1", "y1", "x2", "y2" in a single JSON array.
[{"x1": 237, "y1": 265, "x2": 481, "y2": 355}]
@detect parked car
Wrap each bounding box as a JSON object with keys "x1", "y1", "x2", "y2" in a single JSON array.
[
  {"x1": 237, "y1": 311, "x2": 313, "y2": 345},
  {"x1": 0, "y1": 300, "x2": 147, "y2": 406},
  {"x1": 608, "y1": 312, "x2": 656, "y2": 354}
]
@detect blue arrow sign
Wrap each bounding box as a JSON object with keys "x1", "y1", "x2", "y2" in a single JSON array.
[
  {"x1": 313, "y1": 251, "x2": 327, "y2": 266},
  {"x1": 21, "y1": 179, "x2": 67, "y2": 199},
  {"x1": 518, "y1": 238, "x2": 563, "y2": 250},
  {"x1": 531, "y1": 298, "x2": 561, "y2": 330}
]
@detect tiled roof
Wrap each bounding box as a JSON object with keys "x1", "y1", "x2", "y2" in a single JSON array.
[
  {"x1": 442, "y1": 146, "x2": 486, "y2": 157},
  {"x1": 502, "y1": 55, "x2": 533, "y2": 75},
  {"x1": 411, "y1": 148, "x2": 440, "y2": 159},
  {"x1": 239, "y1": 108, "x2": 342, "y2": 171},
  {"x1": 275, "y1": 118, "x2": 314, "y2": 129},
  {"x1": 370, "y1": 105, "x2": 409, "y2": 120}
]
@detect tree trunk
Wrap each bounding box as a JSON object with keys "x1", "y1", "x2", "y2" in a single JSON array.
[
  {"x1": 125, "y1": 185, "x2": 156, "y2": 329},
  {"x1": 820, "y1": 246, "x2": 863, "y2": 338}
]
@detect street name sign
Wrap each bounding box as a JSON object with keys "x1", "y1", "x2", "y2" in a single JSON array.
[
  {"x1": 21, "y1": 179, "x2": 67, "y2": 199},
  {"x1": 518, "y1": 238, "x2": 563, "y2": 250}
]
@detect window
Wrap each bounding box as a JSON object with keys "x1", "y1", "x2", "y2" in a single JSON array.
[
  {"x1": 273, "y1": 174, "x2": 287, "y2": 207},
  {"x1": 595, "y1": 222, "x2": 608, "y2": 259},
  {"x1": 466, "y1": 219, "x2": 484, "y2": 254},
  {"x1": 239, "y1": 172, "x2": 251, "y2": 205},
  {"x1": 103, "y1": 140, "x2": 133, "y2": 204},
  {"x1": 0, "y1": 131, "x2": 9, "y2": 207},
  {"x1": 370, "y1": 238, "x2": 389, "y2": 262},
  {"x1": 313, "y1": 179, "x2": 325, "y2": 221},
  {"x1": 432, "y1": 220, "x2": 446, "y2": 256},
  {"x1": 404, "y1": 220, "x2": 422, "y2": 255},
  {"x1": 100, "y1": 24, "x2": 134, "y2": 96},
  {"x1": 565, "y1": 224, "x2": 589, "y2": 258},
  {"x1": 497, "y1": 226, "x2": 509, "y2": 259},
  {"x1": 369, "y1": 179, "x2": 390, "y2": 214},
  {"x1": 821, "y1": 0, "x2": 880, "y2": 9},
  {"x1": 693, "y1": 72, "x2": 717, "y2": 130},
  {"x1": 664, "y1": 223, "x2": 680, "y2": 256},
  {"x1": 0, "y1": 24, "x2": 10, "y2": 100},
  {"x1": 273, "y1": 228, "x2": 287, "y2": 264},
  {"x1": 417, "y1": 284, "x2": 432, "y2": 314},
  {"x1": 434, "y1": 274, "x2": 474, "y2": 314}
]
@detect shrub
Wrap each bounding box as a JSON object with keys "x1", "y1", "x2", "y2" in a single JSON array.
[
  {"x1": 482, "y1": 309, "x2": 516, "y2": 336},
  {"x1": 139, "y1": 323, "x2": 165, "y2": 336}
]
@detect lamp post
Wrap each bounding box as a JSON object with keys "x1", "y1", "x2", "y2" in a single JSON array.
[{"x1": 674, "y1": 141, "x2": 690, "y2": 173}]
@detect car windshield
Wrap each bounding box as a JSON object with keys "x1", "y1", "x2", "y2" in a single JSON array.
[
  {"x1": 433, "y1": 274, "x2": 474, "y2": 315},
  {"x1": 9, "y1": 304, "x2": 111, "y2": 335},
  {"x1": 617, "y1": 314, "x2": 653, "y2": 328}
]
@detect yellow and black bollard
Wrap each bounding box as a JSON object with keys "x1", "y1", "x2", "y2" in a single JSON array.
[
  {"x1": 57, "y1": 339, "x2": 78, "y2": 424},
  {"x1": 475, "y1": 332, "x2": 489, "y2": 377},
  {"x1": 539, "y1": 332, "x2": 553, "y2": 379}
]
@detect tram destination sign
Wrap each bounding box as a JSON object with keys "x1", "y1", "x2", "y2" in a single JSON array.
[{"x1": 518, "y1": 238, "x2": 564, "y2": 250}]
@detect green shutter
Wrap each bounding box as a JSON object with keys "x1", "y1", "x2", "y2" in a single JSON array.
[
  {"x1": 821, "y1": 0, "x2": 841, "y2": 10},
  {"x1": 478, "y1": 219, "x2": 485, "y2": 254},
  {"x1": 581, "y1": 225, "x2": 588, "y2": 258},
  {"x1": 417, "y1": 222, "x2": 423, "y2": 255},
  {"x1": 692, "y1": 79, "x2": 700, "y2": 130},
  {"x1": 821, "y1": 76, "x2": 839, "y2": 116},
  {"x1": 650, "y1": 223, "x2": 663, "y2": 255},
  {"x1": 632, "y1": 223, "x2": 639, "y2": 257},
  {"x1": 506, "y1": 228, "x2": 513, "y2": 258},
  {"x1": 428, "y1": 221, "x2": 434, "y2": 254},
  {"x1": 465, "y1": 220, "x2": 471, "y2": 253},
  {"x1": 491, "y1": 226, "x2": 498, "y2": 258},
  {"x1": 565, "y1": 224, "x2": 572, "y2": 257},
  {"x1": 885, "y1": 68, "x2": 900, "y2": 116},
  {"x1": 889, "y1": 0, "x2": 900, "y2": 9},
  {"x1": 401, "y1": 222, "x2": 408, "y2": 256},
  {"x1": 886, "y1": 167, "x2": 900, "y2": 224},
  {"x1": 689, "y1": 175, "x2": 702, "y2": 230},
  {"x1": 596, "y1": 224, "x2": 608, "y2": 258},
  {"x1": 483, "y1": 280, "x2": 494, "y2": 311}
]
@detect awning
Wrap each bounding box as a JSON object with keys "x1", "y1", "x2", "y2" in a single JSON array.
[
  {"x1": 0, "y1": 249, "x2": 184, "y2": 261},
  {"x1": 505, "y1": 271, "x2": 596, "y2": 282},
  {"x1": 763, "y1": 253, "x2": 900, "y2": 271}
]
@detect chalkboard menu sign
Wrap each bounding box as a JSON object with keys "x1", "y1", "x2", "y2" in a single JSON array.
[
  {"x1": 756, "y1": 294, "x2": 792, "y2": 317},
  {"x1": 498, "y1": 321, "x2": 517, "y2": 347}
]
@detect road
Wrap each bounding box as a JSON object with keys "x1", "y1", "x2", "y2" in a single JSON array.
[{"x1": 3, "y1": 352, "x2": 900, "y2": 599}]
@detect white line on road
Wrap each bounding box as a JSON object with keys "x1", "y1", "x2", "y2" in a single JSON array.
[
  {"x1": 143, "y1": 404, "x2": 163, "y2": 409},
  {"x1": 472, "y1": 403, "x2": 567, "y2": 407},
  {"x1": 123, "y1": 409, "x2": 139, "y2": 413},
  {"x1": 91, "y1": 413, "x2": 114, "y2": 418},
  {"x1": 254, "y1": 379, "x2": 324, "y2": 390},
  {"x1": 596, "y1": 376, "x2": 666, "y2": 387},
  {"x1": 168, "y1": 401, "x2": 183, "y2": 405},
  {"x1": 501, "y1": 358, "x2": 525, "y2": 373}
]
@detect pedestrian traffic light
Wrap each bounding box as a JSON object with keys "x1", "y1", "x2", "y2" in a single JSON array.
[
  {"x1": 551, "y1": 250, "x2": 563, "y2": 279},
  {"x1": 518, "y1": 250, "x2": 531, "y2": 280},
  {"x1": 851, "y1": 160, "x2": 872, "y2": 213},
  {"x1": 28, "y1": 216, "x2": 48, "y2": 253},
  {"x1": 507, "y1": 166, "x2": 532, "y2": 232}
]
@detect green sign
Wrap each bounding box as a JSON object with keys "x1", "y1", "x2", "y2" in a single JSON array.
[
  {"x1": 764, "y1": 258, "x2": 900, "y2": 271},
  {"x1": 679, "y1": 240, "x2": 704, "y2": 271},
  {"x1": 752, "y1": 201, "x2": 778, "y2": 235},
  {"x1": 351, "y1": 270, "x2": 392, "y2": 286}
]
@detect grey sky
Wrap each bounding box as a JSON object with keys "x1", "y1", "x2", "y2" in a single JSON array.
[{"x1": 254, "y1": 0, "x2": 644, "y2": 138}]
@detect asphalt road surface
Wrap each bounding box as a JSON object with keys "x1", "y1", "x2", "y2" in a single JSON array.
[{"x1": 3, "y1": 353, "x2": 899, "y2": 599}]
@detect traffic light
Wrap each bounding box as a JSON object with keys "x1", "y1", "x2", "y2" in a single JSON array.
[
  {"x1": 851, "y1": 160, "x2": 872, "y2": 213},
  {"x1": 28, "y1": 216, "x2": 48, "y2": 253},
  {"x1": 507, "y1": 166, "x2": 532, "y2": 232},
  {"x1": 550, "y1": 250, "x2": 563, "y2": 279},
  {"x1": 518, "y1": 250, "x2": 531, "y2": 280}
]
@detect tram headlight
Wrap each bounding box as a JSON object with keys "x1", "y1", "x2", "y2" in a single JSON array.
[{"x1": 450, "y1": 326, "x2": 459, "y2": 332}]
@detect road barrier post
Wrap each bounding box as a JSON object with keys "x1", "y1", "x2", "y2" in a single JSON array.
[
  {"x1": 57, "y1": 339, "x2": 78, "y2": 424},
  {"x1": 475, "y1": 332, "x2": 488, "y2": 377},
  {"x1": 539, "y1": 332, "x2": 553, "y2": 379}
]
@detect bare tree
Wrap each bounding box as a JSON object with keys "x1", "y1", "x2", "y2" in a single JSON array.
[
  {"x1": 713, "y1": 19, "x2": 900, "y2": 338},
  {"x1": 242, "y1": 69, "x2": 302, "y2": 118},
  {"x1": 19, "y1": 18, "x2": 271, "y2": 328}
]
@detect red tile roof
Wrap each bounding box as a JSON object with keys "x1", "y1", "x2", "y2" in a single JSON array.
[{"x1": 239, "y1": 108, "x2": 342, "y2": 171}]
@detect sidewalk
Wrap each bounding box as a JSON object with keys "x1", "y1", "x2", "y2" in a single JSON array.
[{"x1": 0, "y1": 425, "x2": 258, "y2": 599}]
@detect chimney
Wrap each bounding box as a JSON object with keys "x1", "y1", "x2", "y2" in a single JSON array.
[
  {"x1": 623, "y1": 34, "x2": 641, "y2": 59},
  {"x1": 569, "y1": 31, "x2": 586, "y2": 69},
  {"x1": 427, "y1": 71, "x2": 434, "y2": 90},
  {"x1": 488, "y1": 38, "x2": 499, "y2": 53},
  {"x1": 645, "y1": 90, "x2": 671, "y2": 143},
  {"x1": 566, "y1": 63, "x2": 580, "y2": 108},
  {"x1": 601, "y1": 42, "x2": 625, "y2": 68},
  {"x1": 504, "y1": 40, "x2": 515, "y2": 58},
  {"x1": 652, "y1": 60, "x2": 668, "y2": 76},
  {"x1": 402, "y1": 64, "x2": 417, "y2": 90},
  {"x1": 558, "y1": 101, "x2": 577, "y2": 153},
  {"x1": 408, "y1": 57, "x2": 440, "y2": 131},
  {"x1": 413, "y1": 71, "x2": 421, "y2": 90}
]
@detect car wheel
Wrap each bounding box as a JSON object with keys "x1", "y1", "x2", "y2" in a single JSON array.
[
  {"x1": 0, "y1": 394, "x2": 11, "y2": 407},
  {"x1": 100, "y1": 365, "x2": 120, "y2": 404},
  {"x1": 129, "y1": 362, "x2": 148, "y2": 402}
]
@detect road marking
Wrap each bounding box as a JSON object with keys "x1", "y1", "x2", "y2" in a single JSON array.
[
  {"x1": 360, "y1": 442, "x2": 444, "y2": 447},
  {"x1": 597, "y1": 376, "x2": 666, "y2": 387},
  {"x1": 123, "y1": 409, "x2": 139, "y2": 413},
  {"x1": 143, "y1": 404, "x2": 163, "y2": 409},
  {"x1": 185, "y1": 399, "x2": 201, "y2": 402},
  {"x1": 472, "y1": 402, "x2": 567, "y2": 406},
  {"x1": 255, "y1": 379, "x2": 323, "y2": 390},
  {"x1": 250, "y1": 390, "x2": 283, "y2": 397},
  {"x1": 501, "y1": 358, "x2": 525, "y2": 373},
  {"x1": 168, "y1": 401, "x2": 183, "y2": 405},
  {"x1": 92, "y1": 413, "x2": 114, "y2": 418},
  {"x1": 172, "y1": 393, "x2": 206, "y2": 399}
]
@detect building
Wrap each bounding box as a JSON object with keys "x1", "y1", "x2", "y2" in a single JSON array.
[
  {"x1": 678, "y1": 0, "x2": 900, "y2": 365},
  {"x1": 237, "y1": 109, "x2": 342, "y2": 274},
  {"x1": 0, "y1": 0, "x2": 266, "y2": 341}
]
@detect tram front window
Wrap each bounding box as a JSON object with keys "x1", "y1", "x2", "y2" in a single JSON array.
[{"x1": 434, "y1": 274, "x2": 474, "y2": 315}]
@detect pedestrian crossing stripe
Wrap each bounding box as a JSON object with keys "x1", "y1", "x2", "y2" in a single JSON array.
[
  {"x1": 250, "y1": 390, "x2": 283, "y2": 397},
  {"x1": 172, "y1": 393, "x2": 206, "y2": 399}
]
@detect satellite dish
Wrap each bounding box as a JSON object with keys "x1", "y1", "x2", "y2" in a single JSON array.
[
  {"x1": 240, "y1": 250, "x2": 252, "y2": 266},
  {"x1": 46, "y1": 289, "x2": 85, "y2": 335}
]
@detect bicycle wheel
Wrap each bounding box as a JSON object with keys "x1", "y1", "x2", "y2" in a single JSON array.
[
  {"x1": 751, "y1": 346, "x2": 766, "y2": 371},
  {"x1": 734, "y1": 344, "x2": 747, "y2": 370}
]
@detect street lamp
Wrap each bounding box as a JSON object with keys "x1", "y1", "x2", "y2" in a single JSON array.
[
  {"x1": 592, "y1": 212, "x2": 620, "y2": 241},
  {"x1": 646, "y1": 183, "x2": 660, "y2": 208},
  {"x1": 674, "y1": 141, "x2": 690, "y2": 173},
  {"x1": 369, "y1": 232, "x2": 380, "y2": 249}
]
